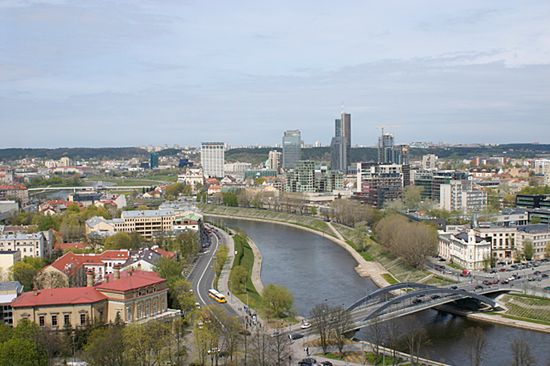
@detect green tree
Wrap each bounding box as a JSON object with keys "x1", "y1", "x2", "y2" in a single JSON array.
[
  {"x1": 403, "y1": 186, "x2": 422, "y2": 210},
  {"x1": 84, "y1": 326, "x2": 124, "y2": 366},
  {"x1": 155, "y1": 257, "x2": 184, "y2": 281},
  {"x1": 222, "y1": 192, "x2": 238, "y2": 207},
  {"x1": 172, "y1": 231, "x2": 199, "y2": 261},
  {"x1": 9, "y1": 258, "x2": 44, "y2": 291},
  {"x1": 230, "y1": 265, "x2": 248, "y2": 293},
  {"x1": 522, "y1": 240, "x2": 534, "y2": 261},
  {"x1": 104, "y1": 232, "x2": 141, "y2": 250},
  {"x1": 262, "y1": 284, "x2": 293, "y2": 318},
  {"x1": 171, "y1": 279, "x2": 196, "y2": 314},
  {"x1": 32, "y1": 215, "x2": 60, "y2": 231},
  {"x1": 0, "y1": 338, "x2": 48, "y2": 366},
  {"x1": 123, "y1": 321, "x2": 172, "y2": 366},
  {"x1": 214, "y1": 245, "x2": 229, "y2": 279}
]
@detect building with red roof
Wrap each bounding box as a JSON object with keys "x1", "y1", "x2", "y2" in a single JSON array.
[
  {"x1": 11, "y1": 269, "x2": 174, "y2": 329},
  {"x1": 0, "y1": 184, "x2": 29, "y2": 206}
]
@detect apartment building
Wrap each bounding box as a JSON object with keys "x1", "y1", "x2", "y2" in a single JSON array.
[
  {"x1": 0, "y1": 185, "x2": 29, "y2": 206},
  {"x1": 440, "y1": 180, "x2": 487, "y2": 213},
  {"x1": 201, "y1": 142, "x2": 225, "y2": 178},
  {"x1": 0, "y1": 232, "x2": 49, "y2": 259},
  {"x1": 0, "y1": 281, "x2": 23, "y2": 325},
  {"x1": 516, "y1": 224, "x2": 550, "y2": 260},
  {"x1": 0, "y1": 250, "x2": 21, "y2": 281},
  {"x1": 475, "y1": 224, "x2": 517, "y2": 263},
  {"x1": 355, "y1": 163, "x2": 403, "y2": 208}
]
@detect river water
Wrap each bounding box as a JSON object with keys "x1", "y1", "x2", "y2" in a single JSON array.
[{"x1": 213, "y1": 217, "x2": 550, "y2": 366}]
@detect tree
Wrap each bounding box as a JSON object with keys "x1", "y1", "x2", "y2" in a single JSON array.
[
  {"x1": 405, "y1": 328, "x2": 428, "y2": 365},
  {"x1": 510, "y1": 339, "x2": 536, "y2": 366},
  {"x1": 263, "y1": 284, "x2": 293, "y2": 319},
  {"x1": 171, "y1": 279, "x2": 196, "y2": 314},
  {"x1": 222, "y1": 192, "x2": 238, "y2": 207},
  {"x1": 104, "y1": 232, "x2": 141, "y2": 250},
  {"x1": 9, "y1": 258, "x2": 44, "y2": 291},
  {"x1": 155, "y1": 257, "x2": 184, "y2": 280},
  {"x1": 522, "y1": 240, "x2": 534, "y2": 261},
  {"x1": 173, "y1": 231, "x2": 199, "y2": 261},
  {"x1": 230, "y1": 265, "x2": 248, "y2": 293},
  {"x1": 0, "y1": 337, "x2": 48, "y2": 366},
  {"x1": 331, "y1": 306, "x2": 353, "y2": 355},
  {"x1": 60, "y1": 214, "x2": 84, "y2": 242},
  {"x1": 465, "y1": 327, "x2": 486, "y2": 366},
  {"x1": 310, "y1": 303, "x2": 331, "y2": 354},
  {"x1": 403, "y1": 186, "x2": 423, "y2": 210},
  {"x1": 33, "y1": 270, "x2": 68, "y2": 289},
  {"x1": 214, "y1": 245, "x2": 229, "y2": 279},
  {"x1": 84, "y1": 326, "x2": 125, "y2": 366},
  {"x1": 123, "y1": 321, "x2": 172, "y2": 366}
]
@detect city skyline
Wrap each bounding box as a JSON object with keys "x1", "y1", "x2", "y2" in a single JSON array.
[{"x1": 2, "y1": 1, "x2": 550, "y2": 148}]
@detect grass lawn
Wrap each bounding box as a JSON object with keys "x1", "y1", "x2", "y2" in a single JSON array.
[
  {"x1": 230, "y1": 234, "x2": 262, "y2": 310},
  {"x1": 499, "y1": 294, "x2": 550, "y2": 324},
  {"x1": 382, "y1": 273, "x2": 399, "y2": 285}
]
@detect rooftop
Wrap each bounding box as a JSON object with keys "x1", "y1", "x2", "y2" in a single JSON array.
[
  {"x1": 96, "y1": 270, "x2": 164, "y2": 292},
  {"x1": 0, "y1": 232, "x2": 43, "y2": 240},
  {"x1": 121, "y1": 209, "x2": 174, "y2": 219},
  {"x1": 11, "y1": 287, "x2": 107, "y2": 308},
  {"x1": 0, "y1": 281, "x2": 23, "y2": 293},
  {"x1": 517, "y1": 224, "x2": 550, "y2": 234}
]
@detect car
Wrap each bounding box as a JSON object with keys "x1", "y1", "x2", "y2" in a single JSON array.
[
  {"x1": 542, "y1": 274, "x2": 549, "y2": 278},
  {"x1": 321, "y1": 362, "x2": 334, "y2": 366},
  {"x1": 439, "y1": 258, "x2": 446, "y2": 262},
  {"x1": 501, "y1": 279, "x2": 509, "y2": 284},
  {"x1": 482, "y1": 280, "x2": 490, "y2": 285},
  {"x1": 431, "y1": 294, "x2": 441, "y2": 300},
  {"x1": 475, "y1": 285, "x2": 484, "y2": 290},
  {"x1": 288, "y1": 333, "x2": 304, "y2": 341},
  {"x1": 499, "y1": 268, "x2": 507, "y2": 272},
  {"x1": 300, "y1": 321, "x2": 312, "y2": 329},
  {"x1": 271, "y1": 331, "x2": 281, "y2": 338},
  {"x1": 450, "y1": 285, "x2": 458, "y2": 290},
  {"x1": 412, "y1": 298, "x2": 423, "y2": 304},
  {"x1": 544, "y1": 286, "x2": 550, "y2": 292},
  {"x1": 299, "y1": 358, "x2": 317, "y2": 366}
]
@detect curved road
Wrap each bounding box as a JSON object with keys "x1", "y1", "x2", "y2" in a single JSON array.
[{"x1": 188, "y1": 227, "x2": 237, "y2": 317}]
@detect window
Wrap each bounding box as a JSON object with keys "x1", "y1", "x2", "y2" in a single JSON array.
[
  {"x1": 64, "y1": 314, "x2": 71, "y2": 326},
  {"x1": 80, "y1": 314, "x2": 86, "y2": 325},
  {"x1": 126, "y1": 306, "x2": 132, "y2": 321},
  {"x1": 51, "y1": 315, "x2": 57, "y2": 327},
  {"x1": 39, "y1": 315, "x2": 45, "y2": 327}
]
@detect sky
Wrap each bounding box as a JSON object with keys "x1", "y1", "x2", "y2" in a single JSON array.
[{"x1": 1, "y1": 0, "x2": 550, "y2": 148}]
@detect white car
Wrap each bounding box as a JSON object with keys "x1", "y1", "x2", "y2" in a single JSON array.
[{"x1": 300, "y1": 321, "x2": 312, "y2": 329}]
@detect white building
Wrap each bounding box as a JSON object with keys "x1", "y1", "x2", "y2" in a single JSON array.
[
  {"x1": 267, "y1": 150, "x2": 282, "y2": 171},
  {"x1": 421, "y1": 154, "x2": 438, "y2": 170},
  {"x1": 440, "y1": 180, "x2": 487, "y2": 213},
  {"x1": 224, "y1": 162, "x2": 251, "y2": 179},
  {"x1": 438, "y1": 230, "x2": 492, "y2": 270},
  {"x1": 533, "y1": 159, "x2": 550, "y2": 175},
  {"x1": 0, "y1": 232, "x2": 49, "y2": 259},
  {"x1": 177, "y1": 168, "x2": 204, "y2": 191},
  {"x1": 475, "y1": 224, "x2": 517, "y2": 263},
  {"x1": 201, "y1": 142, "x2": 225, "y2": 178}
]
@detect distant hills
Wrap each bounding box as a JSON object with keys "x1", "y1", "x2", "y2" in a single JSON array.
[{"x1": 0, "y1": 143, "x2": 549, "y2": 163}]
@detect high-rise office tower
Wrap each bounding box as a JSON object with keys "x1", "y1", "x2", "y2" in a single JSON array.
[
  {"x1": 201, "y1": 142, "x2": 225, "y2": 178},
  {"x1": 282, "y1": 130, "x2": 301, "y2": 169},
  {"x1": 331, "y1": 112, "x2": 351, "y2": 172},
  {"x1": 378, "y1": 131, "x2": 394, "y2": 164},
  {"x1": 150, "y1": 152, "x2": 159, "y2": 169}
]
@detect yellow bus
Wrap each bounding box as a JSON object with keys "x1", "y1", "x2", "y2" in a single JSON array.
[{"x1": 208, "y1": 289, "x2": 227, "y2": 303}]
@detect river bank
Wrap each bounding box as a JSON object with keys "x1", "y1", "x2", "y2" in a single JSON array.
[{"x1": 206, "y1": 212, "x2": 393, "y2": 288}]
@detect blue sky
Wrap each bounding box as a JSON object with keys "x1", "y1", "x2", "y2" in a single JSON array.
[{"x1": 1, "y1": 0, "x2": 549, "y2": 148}]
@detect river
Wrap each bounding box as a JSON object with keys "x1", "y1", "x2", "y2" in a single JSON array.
[{"x1": 213, "y1": 217, "x2": 550, "y2": 366}]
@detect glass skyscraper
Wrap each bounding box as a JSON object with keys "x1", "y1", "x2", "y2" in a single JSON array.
[{"x1": 282, "y1": 130, "x2": 301, "y2": 169}]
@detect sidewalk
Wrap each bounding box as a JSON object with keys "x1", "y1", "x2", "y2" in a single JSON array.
[{"x1": 216, "y1": 228, "x2": 269, "y2": 330}]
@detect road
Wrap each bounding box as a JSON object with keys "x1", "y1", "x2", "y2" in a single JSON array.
[{"x1": 187, "y1": 226, "x2": 238, "y2": 317}]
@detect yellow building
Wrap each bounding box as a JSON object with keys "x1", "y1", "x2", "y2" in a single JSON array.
[{"x1": 10, "y1": 268, "x2": 175, "y2": 328}]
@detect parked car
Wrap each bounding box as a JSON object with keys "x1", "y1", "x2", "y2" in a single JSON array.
[
  {"x1": 300, "y1": 321, "x2": 312, "y2": 329},
  {"x1": 299, "y1": 358, "x2": 317, "y2": 366},
  {"x1": 321, "y1": 362, "x2": 334, "y2": 366}
]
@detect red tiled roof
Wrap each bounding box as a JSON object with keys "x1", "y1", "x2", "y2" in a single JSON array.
[
  {"x1": 11, "y1": 287, "x2": 107, "y2": 308},
  {"x1": 0, "y1": 184, "x2": 27, "y2": 190},
  {"x1": 96, "y1": 270, "x2": 165, "y2": 292},
  {"x1": 152, "y1": 247, "x2": 176, "y2": 259},
  {"x1": 49, "y1": 250, "x2": 130, "y2": 276}
]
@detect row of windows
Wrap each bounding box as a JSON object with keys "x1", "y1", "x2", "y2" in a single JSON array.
[{"x1": 38, "y1": 313, "x2": 86, "y2": 328}]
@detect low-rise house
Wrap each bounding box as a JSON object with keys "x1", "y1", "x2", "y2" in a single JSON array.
[
  {"x1": 0, "y1": 281, "x2": 23, "y2": 325},
  {"x1": 438, "y1": 229, "x2": 492, "y2": 270},
  {"x1": 10, "y1": 269, "x2": 174, "y2": 328}
]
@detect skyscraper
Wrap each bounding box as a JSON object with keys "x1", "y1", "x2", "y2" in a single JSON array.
[
  {"x1": 282, "y1": 130, "x2": 301, "y2": 169},
  {"x1": 150, "y1": 152, "x2": 159, "y2": 169},
  {"x1": 378, "y1": 131, "x2": 394, "y2": 164},
  {"x1": 331, "y1": 112, "x2": 351, "y2": 172},
  {"x1": 201, "y1": 142, "x2": 225, "y2": 178},
  {"x1": 267, "y1": 150, "x2": 282, "y2": 171}
]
